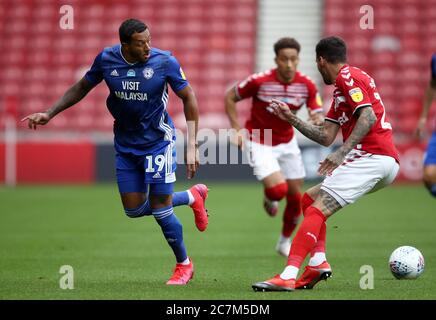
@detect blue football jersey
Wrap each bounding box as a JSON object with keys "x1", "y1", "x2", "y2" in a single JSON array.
[{"x1": 84, "y1": 45, "x2": 188, "y2": 155}]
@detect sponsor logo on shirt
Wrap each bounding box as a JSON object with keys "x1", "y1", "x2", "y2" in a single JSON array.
[{"x1": 127, "y1": 69, "x2": 136, "y2": 77}]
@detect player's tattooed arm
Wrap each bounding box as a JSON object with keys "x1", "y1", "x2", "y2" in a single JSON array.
[
  {"x1": 337, "y1": 107, "x2": 376, "y2": 156},
  {"x1": 269, "y1": 99, "x2": 338, "y2": 146},
  {"x1": 318, "y1": 106, "x2": 376, "y2": 176}
]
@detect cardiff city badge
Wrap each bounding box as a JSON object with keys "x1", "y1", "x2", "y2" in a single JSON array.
[{"x1": 143, "y1": 67, "x2": 154, "y2": 79}]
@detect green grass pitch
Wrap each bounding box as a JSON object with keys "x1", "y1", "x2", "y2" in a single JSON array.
[{"x1": 0, "y1": 182, "x2": 435, "y2": 300}]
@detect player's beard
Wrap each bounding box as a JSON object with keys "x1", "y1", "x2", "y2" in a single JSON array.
[{"x1": 321, "y1": 70, "x2": 333, "y2": 85}]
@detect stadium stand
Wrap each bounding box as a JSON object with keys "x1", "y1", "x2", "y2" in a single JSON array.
[
  {"x1": 324, "y1": 0, "x2": 436, "y2": 143},
  {"x1": 0, "y1": 0, "x2": 257, "y2": 132}
]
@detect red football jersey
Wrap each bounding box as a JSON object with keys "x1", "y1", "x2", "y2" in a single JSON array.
[
  {"x1": 236, "y1": 69, "x2": 322, "y2": 145},
  {"x1": 325, "y1": 65, "x2": 399, "y2": 162}
]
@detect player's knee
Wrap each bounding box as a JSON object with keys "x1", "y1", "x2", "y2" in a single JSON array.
[{"x1": 265, "y1": 182, "x2": 288, "y2": 201}]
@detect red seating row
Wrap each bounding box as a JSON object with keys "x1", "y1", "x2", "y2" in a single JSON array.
[{"x1": 0, "y1": 0, "x2": 257, "y2": 132}]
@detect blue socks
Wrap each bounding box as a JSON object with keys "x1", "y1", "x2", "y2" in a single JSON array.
[
  {"x1": 123, "y1": 192, "x2": 191, "y2": 263},
  {"x1": 152, "y1": 205, "x2": 187, "y2": 263},
  {"x1": 124, "y1": 191, "x2": 190, "y2": 218},
  {"x1": 172, "y1": 191, "x2": 190, "y2": 207}
]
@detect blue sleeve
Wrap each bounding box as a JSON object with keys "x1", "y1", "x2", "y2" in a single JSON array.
[
  {"x1": 431, "y1": 54, "x2": 436, "y2": 80},
  {"x1": 84, "y1": 52, "x2": 104, "y2": 85},
  {"x1": 166, "y1": 55, "x2": 189, "y2": 93}
]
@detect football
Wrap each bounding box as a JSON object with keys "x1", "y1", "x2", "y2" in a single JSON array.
[{"x1": 389, "y1": 246, "x2": 425, "y2": 280}]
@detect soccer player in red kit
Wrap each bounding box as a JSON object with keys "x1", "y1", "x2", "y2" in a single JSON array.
[
  {"x1": 225, "y1": 38, "x2": 324, "y2": 256},
  {"x1": 252, "y1": 36, "x2": 400, "y2": 291}
]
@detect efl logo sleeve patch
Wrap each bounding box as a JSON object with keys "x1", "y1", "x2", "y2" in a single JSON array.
[{"x1": 348, "y1": 87, "x2": 364, "y2": 103}]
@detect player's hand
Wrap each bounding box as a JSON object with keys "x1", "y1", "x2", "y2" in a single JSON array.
[
  {"x1": 230, "y1": 130, "x2": 244, "y2": 150},
  {"x1": 415, "y1": 117, "x2": 427, "y2": 140},
  {"x1": 186, "y1": 144, "x2": 199, "y2": 179},
  {"x1": 318, "y1": 149, "x2": 345, "y2": 176},
  {"x1": 21, "y1": 112, "x2": 51, "y2": 130},
  {"x1": 308, "y1": 110, "x2": 324, "y2": 126},
  {"x1": 268, "y1": 99, "x2": 294, "y2": 122}
]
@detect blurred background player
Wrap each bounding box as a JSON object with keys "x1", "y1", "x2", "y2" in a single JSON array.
[
  {"x1": 252, "y1": 36, "x2": 400, "y2": 292},
  {"x1": 225, "y1": 37, "x2": 324, "y2": 256},
  {"x1": 415, "y1": 53, "x2": 436, "y2": 198},
  {"x1": 21, "y1": 19, "x2": 209, "y2": 285}
]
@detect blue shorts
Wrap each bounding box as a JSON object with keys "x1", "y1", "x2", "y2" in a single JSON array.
[
  {"x1": 424, "y1": 132, "x2": 436, "y2": 166},
  {"x1": 116, "y1": 141, "x2": 177, "y2": 195}
]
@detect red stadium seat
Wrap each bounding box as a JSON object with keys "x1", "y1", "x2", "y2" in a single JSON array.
[
  {"x1": 0, "y1": 0, "x2": 257, "y2": 132},
  {"x1": 324, "y1": 0, "x2": 432, "y2": 145}
]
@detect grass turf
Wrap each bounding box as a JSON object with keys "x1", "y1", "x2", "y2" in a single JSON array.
[{"x1": 0, "y1": 182, "x2": 435, "y2": 300}]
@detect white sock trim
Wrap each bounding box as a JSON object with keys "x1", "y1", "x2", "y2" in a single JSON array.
[
  {"x1": 308, "y1": 252, "x2": 327, "y2": 266},
  {"x1": 278, "y1": 235, "x2": 291, "y2": 244},
  {"x1": 280, "y1": 265, "x2": 299, "y2": 280},
  {"x1": 187, "y1": 190, "x2": 195, "y2": 205},
  {"x1": 180, "y1": 257, "x2": 190, "y2": 265}
]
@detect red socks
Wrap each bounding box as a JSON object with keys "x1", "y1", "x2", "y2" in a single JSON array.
[
  {"x1": 311, "y1": 222, "x2": 326, "y2": 256},
  {"x1": 287, "y1": 206, "x2": 326, "y2": 268},
  {"x1": 282, "y1": 192, "x2": 302, "y2": 237},
  {"x1": 264, "y1": 183, "x2": 288, "y2": 201},
  {"x1": 302, "y1": 192, "x2": 315, "y2": 213},
  {"x1": 302, "y1": 193, "x2": 327, "y2": 256}
]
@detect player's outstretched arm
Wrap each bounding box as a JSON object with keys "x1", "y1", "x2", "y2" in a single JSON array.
[
  {"x1": 269, "y1": 98, "x2": 339, "y2": 147},
  {"x1": 416, "y1": 79, "x2": 436, "y2": 139},
  {"x1": 177, "y1": 85, "x2": 199, "y2": 179},
  {"x1": 224, "y1": 87, "x2": 244, "y2": 148},
  {"x1": 21, "y1": 77, "x2": 96, "y2": 129},
  {"x1": 318, "y1": 107, "x2": 376, "y2": 176}
]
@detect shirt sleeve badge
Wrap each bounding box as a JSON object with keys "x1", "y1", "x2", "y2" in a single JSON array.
[{"x1": 348, "y1": 88, "x2": 364, "y2": 103}]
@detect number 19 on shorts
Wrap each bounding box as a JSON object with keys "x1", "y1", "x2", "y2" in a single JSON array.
[{"x1": 145, "y1": 154, "x2": 166, "y2": 173}]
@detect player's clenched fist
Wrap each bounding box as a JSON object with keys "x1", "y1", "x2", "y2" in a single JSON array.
[{"x1": 21, "y1": 112, "x2": 51, "y2": 130}]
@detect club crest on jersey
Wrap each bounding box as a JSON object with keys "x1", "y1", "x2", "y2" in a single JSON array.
[
  {"x1": 127, "y1": 69, "x2": 136, "y2": 77},
  {"x1": 143, "y1": 67, "x2": 154, "y2": 79},
  {"x1": 349, "y1": 88, "x2": 364, "y2": 103}
]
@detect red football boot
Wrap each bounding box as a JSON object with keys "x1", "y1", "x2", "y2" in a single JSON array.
[
  {"x1": 166, "y1": 259, "x2": 194, "y2": 285},
  {"x1": 252, "y1": 275, "x2": 295, "y2": 292},
  {"x1": 189, "y1": 184, "x2": 209, "y2": 232},
  {"x1": 295, "y1": 261, "x2": 332, "y2": 289}
]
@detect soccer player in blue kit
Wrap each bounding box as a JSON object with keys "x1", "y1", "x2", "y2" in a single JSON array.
[
  {"x1": 22, "y1": 19, "x2": 209, "y2": 285},
  {"x1": 416, "y1": 53, "x2": 436, "y2": 198}
]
